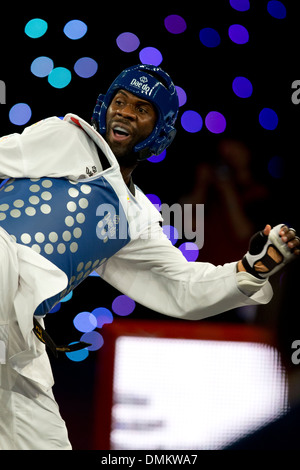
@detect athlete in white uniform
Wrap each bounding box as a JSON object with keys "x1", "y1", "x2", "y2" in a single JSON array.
[{"x1": 0, "y1": 65, "x2": 299, "y2": 450}]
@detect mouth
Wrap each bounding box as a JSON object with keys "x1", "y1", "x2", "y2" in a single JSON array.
[{"x1": 111, "y1": 125, "x2": 131, "y2": 142}]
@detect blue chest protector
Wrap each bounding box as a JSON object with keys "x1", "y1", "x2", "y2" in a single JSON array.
[{"x1": 0, "y1": 176, "x2": 130, "y2": 315}]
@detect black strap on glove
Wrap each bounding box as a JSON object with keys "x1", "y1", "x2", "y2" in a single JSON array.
[{"x1": 242, "y1": 224, "x2": 297, "y2": 279}]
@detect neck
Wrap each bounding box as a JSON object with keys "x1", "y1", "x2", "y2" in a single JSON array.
[{"x1": 120, "y1": 164, "x2": 138, "y2": 186}]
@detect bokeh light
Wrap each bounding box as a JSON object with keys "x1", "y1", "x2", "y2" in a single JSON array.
[
  {"x1": 65, "y1": 345, "x2": 89, "y2": 362},
  {"x1": 116, "y1": 32, "x2": 140, "y2": 52},
  {"x1": 81, "y1": 331, "x2": 104, "y2": 351},
  {"x1": 73, "y1": 311, "x2": 97, "y2": 332},
  {"x1": 30, "y1": 56, "x2": 54, "y2": 77},
  {"x1": 112, "y1": 295, "x2": 136, "y2": 316},
  {"x1": 162, "y1": 225, "x2": 179, "y2": 245},
  {"x1": 176, "y1": 86, "x2": 187, "y2": 107},
  {"x1": 164, "y1": 15, "x2": 187, "y2": 34},
  {"x1": 178, "y1": 242, "x2": 199, "y2": 261},
  {"x1": 9, "y1": 103, "x2": 32, "y2": 126},
  {"x1": 181, "y1": 110, "x2": 203, "y2": 133},
  {"x1": 232, "y1": 76, "x2": 253, "y2": 98},
  {"x1": 74, "y1": 57, "x2": 98, "y2": 78},
  {"x1": 205, "y1": 111, "x2": 226, "y2": 134},
  {"x1": 48, "y1": 67, "x2": 72, "y2": 88},
  {"x1": 25, "y1": 19, "x2": 48, "y2": 38},
  {"x1": 229, "y1": 0, "x2": 250, "y2": 11},
  {"x1": 259, "y1": 108, "x2": 278, "y2": 130},
  {"x1": 146, "y1": 193, "x2": 162, "y2": 210},
  {"x1": 63, "y1": 20, "x2": 87, "y2": 40},
  {"x1": 267, "y1": 1, "x2": 286, "y2": 19},
  {"x1": 92, "y1": 307, "x2": 114, "y2": 328},
  {"x1": 199, "y1": 28, "x2": 221, "y2": 47},
  {"x1": 228, "y1": 24, "x2": 249, "y2": 44},
  {"x1": 147, "y1": 149, "x2": 167, "y2": 163},
  {"x1": 139, "y1": 47, "x2": 163, "y2": 66}
]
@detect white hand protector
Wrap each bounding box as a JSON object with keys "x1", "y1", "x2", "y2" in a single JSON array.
[{"x1": 242, "y1": 224, "x2": 298, "y2": 279}]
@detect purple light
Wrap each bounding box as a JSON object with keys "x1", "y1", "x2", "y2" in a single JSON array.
[
  {"x1": 176, "y1": 86, "x2": 187, "y2": 107},
  {"x1": 116, "y1": 32, "x2": 140, "y2": 52},
  {"x1": 181, "y1": 110, "x2": 203, "y2": 133},
  {"x1": 92, "y1": 307, "x2": 113, "y2": 328},
  {"x1": 148, "y1": 149, "x2": 166, "y2": 163},
  {"x1": 9, "y1": 103, "x2": 32, "y2": 126},
  {"x1": 73, "y1": 311, "x2": 97, "y2": 333},
  {"x1": 229, "y1": 0, "x2": 250, "y2": 11},
  {"x1": 162, "y1": 225, "x2": 179, "y2": 245},
  {"x1": 80, "y1": 331, "x2": 104, "y2": 351},
  {"x1": 178, "y1": 242, "x2": 199, "y2": 262},
  {"x1": 146, "y1": 193, "x2": 161, "y2": 210},
  {"x1": 139, "y1": 47, "x2": 163, "y2": 66},
  {"x1": 112, "y1": 295, "x2": 136, "y2": 316},
  {"x1": 199, "y1": 28, "x2": 221, "y2": 47},
  {"x1": 232, "y1": 76, "x2": 253, "y2": 98},
  {"x1": 259, "y1": 108, "x2": 278, "y2": 130},
  {"x1": 267, "y1": 1, "x2": 286, "y2": 19},
  {"x1": 164, "y1": 15, "x2": 187, "y2": 34},
  {"x1": 228, "y1": 24, "x2": 249, "y2": 44},
  {"x1": 74, "y1": 57, "x2": 98, "y2": 78},
  {"x1": 205, "y1": 111, "x2": 226, "y2": 134}
]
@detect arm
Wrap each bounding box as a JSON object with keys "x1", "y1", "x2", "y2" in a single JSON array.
[{"x1": 96, "y1": 223, "x2": 273, "y2": 321}]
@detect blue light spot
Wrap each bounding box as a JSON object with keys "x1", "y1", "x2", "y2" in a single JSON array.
[
  {"x1": 63, "y1": 20, "x2": 87, "y2": 40},
  {"x1": 259, "y1": 108, "x2": 278, "y2": 130},
  {"x1": 92, "y1": 307, "x2": 113, "y2": 328},
  {"x1": 66, "y1": 345, "x2": 89, "y2": 362},
  {"x1": 74, "y1": 57, "x2": 98, "y2": 78},
  {"x1": 146, "y1": 193, "x2": 162, "y2": 210},
  {"x1": 228, "y1": 24, "x2": 249, "y2": 44},
  {"x1": 73, "y1": 311, "x2": 97, "y2": 333},
  {"x1": 48, "y1": 67, "x2": 72, "y2": 88},
  {"x1": 81, "y1": 331, "x2": 104, "y2": 351},
  {"x1": 31, "y1": 57, "x2": 54, "y2": 77},
  {"x1": 199, "y1": 28, "x2": 221, "y2": 47},
  {"x1": 147, "y1": 150, "x2": 166, "y2": 163},
  {"x1": 9, "y1": 103, "x2": 32, "y2": 126},
  {"x1": 229, "y1": 0, "x2": 250, "y2": 11},
  {"x1": 181, "y1": 110, "x2": 203, "y2": 133},
  {"x1": 116, "y1": 32, "x2": 140, "y2": 52},
  {"x1": 61, "y1": 291, "x2": 73, "y2": 302},
  {"x1": 139, "y1": 47, "x2": 163, "y2": 66},
  {"x1": 175, "y1": 86, "x2": 187, "y2": 107},
  {"x1": 25, "y1": 18, "x2": 48, "y2": 38},
  {"x1": 162, "y1": 225, "x2": 179, "y2": 245},
  {"x1": 267, "y1": 1, "x2": 286, "y2": 19},
  {"x1": 232, "y1": 76, "x2": 253, "y2": 98}
]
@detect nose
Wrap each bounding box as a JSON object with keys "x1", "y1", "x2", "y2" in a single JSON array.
[{"x1": 117, "y1": 103, "x2": 136, "y2": 120}]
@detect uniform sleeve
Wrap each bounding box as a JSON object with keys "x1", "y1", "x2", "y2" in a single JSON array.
[
  {"x1": 0, "y1": 117, "x2": 101, "y2": 179},
  {"x1": 97, "y1": 223, "x2": 273, "y2": 321}
]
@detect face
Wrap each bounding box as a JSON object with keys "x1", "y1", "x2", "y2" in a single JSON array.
[{"x1": 105, "y1": 89, "x2": 157, "y2": 162}]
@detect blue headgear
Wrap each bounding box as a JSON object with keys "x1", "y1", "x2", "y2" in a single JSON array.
[{"x1": 92, "y1": 64, "x2": 179, "y2": 160}]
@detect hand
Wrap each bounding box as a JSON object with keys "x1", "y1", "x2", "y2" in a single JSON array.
[{"x1": 237, "y1": 224, "x2": 300, "y2": 277}]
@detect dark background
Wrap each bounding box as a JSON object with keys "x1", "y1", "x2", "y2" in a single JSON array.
[{"x1": 0, "y1": 1, "x2": 299, "y2": 450}]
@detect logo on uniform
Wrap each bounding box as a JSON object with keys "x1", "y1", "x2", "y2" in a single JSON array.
[{"x1": 130, "y1": 76, "x2": 151, "y2": 95}]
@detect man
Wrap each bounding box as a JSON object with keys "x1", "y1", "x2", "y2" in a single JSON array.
[{"x1": 0, "y1": 64, "x2": 298, "y2": 450}]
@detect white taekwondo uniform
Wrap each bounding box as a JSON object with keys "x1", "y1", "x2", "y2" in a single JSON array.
[{"x1": 0, "y1": 114, "x2": 273, "y2": 450}]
